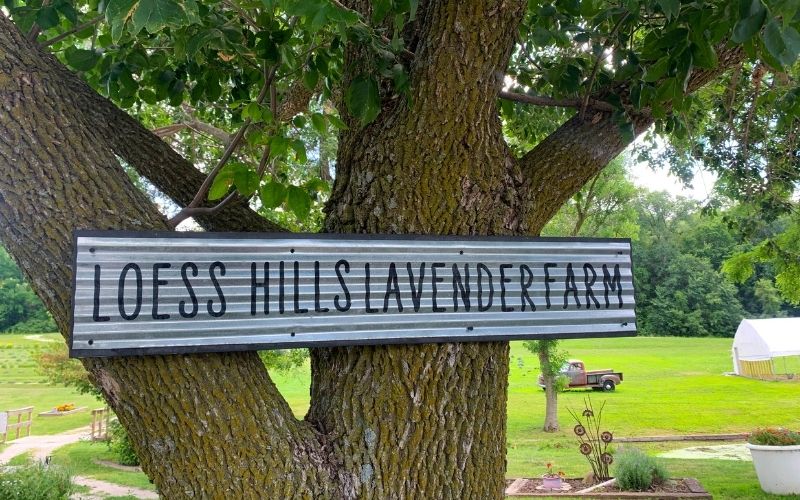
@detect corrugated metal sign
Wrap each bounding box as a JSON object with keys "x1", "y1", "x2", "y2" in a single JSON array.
[{"x1": 70, "y1": 231, "x2": 636, "y2": 357}]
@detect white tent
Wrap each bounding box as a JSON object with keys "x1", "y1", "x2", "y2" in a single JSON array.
[{"x1": 732, "y1": 318, "x2": 800, "y2": 376}]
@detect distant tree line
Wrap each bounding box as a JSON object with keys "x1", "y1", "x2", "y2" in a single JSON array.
[
  {"x1": 542, "y1": 165, "x2": 799, "y2": 338},
  {"x1": 0, "y1": 247, "x2": 56, "y2": 333}
]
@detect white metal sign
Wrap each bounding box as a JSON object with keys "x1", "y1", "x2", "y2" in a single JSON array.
[{"x1": 70, "y1": 231, "x2": 636, "y2": 357}]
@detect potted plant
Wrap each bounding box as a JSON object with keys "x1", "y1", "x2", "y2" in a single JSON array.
[
  {"x1": 542, "y1": 462, "x2": 565, "y2": 489},
  {"x1": 746, "y1": 427, "x2": 800, "y2": 494}
]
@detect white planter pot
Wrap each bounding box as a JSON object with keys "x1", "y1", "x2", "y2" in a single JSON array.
[{"x1": 746, "y1": 443, "x2": 800, "y2": 494}]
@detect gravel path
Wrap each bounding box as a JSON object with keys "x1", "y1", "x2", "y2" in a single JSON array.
[
  {"x1": 0, "y1": 426, "x2": 90, "y2": 463},
  {"x1": 1, "y1": 426, "x2": 159, "y2": 498},
  {"x1": 72, "y1": 476, "x2": 159, "y2": 499}
]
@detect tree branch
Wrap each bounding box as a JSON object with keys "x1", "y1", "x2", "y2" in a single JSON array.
[
  {"x1": 517, "y1": 43, "x2": 746, "y2": 233},
  {"x1": 26, "y1": 0, "x2": 50, "y2": 42},
  {"x1": 41, "y1": 15, "x2": 104, "y2": 47},
  {"x1": 168, "y1": 69, "x2": 275, "y2": 228},
  {"x1": 500, "y1": 90, "x2": 615, "y2": 112},
  {"x1": 580, "y1": 12, "x2": 629, "y2": 120},
  {"x1": 32, "y1": 33, "x2": 285, "y2": 232}
]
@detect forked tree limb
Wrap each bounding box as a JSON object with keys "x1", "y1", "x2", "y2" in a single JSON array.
[{"x1": 516, "y1": 43, "x2": 746, "y2": 232}]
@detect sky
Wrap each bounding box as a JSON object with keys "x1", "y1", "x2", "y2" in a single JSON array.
[{"x1": 629, "y1": 162, "x2": 717, "y2": 202}]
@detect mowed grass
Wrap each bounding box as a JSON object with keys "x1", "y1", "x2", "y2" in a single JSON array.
[
  {"x1": 3, "y1": 333, "x2": 799, "y2": 498},
  {"x1": 272, "y1": 336, "x2": 800, "y2": 499},
  {"x1": 50, "y1": 441, "x2": 156, "y2": 491},
  {"x1": 0, "y1": 333, "x2": 103, "y2": 436}
]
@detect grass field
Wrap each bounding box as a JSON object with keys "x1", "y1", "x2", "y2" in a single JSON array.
[
  {"x1": 50, "y1": 441, "x2": 156, "y2": 491},
  {"x1": 0, "y1": 334, "x2": 103, "y2": 436},
  {"x1": 3, "y1": 333, "x2": 799, "y2": 498},
  {"x1": 270, "y1": 336, "x2": 800, "y2": 499}
]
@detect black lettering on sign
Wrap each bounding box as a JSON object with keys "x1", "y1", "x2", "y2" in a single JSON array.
[
  {"x1": 383, "y1": 262, "x2": 403, "y2": 313},
  {"x1": 208, "y1": 261, "x2": 226, "y2": 317},
  {"x1": 92, "y1": 265, "x2": 109, "y2": 322},
  {"x1": 118, "y1": 263, "x2": 142, "y2": 321},
  {"x1": 583, "y1": 263, "x2": 600, "y2": 309},
  {"x1": 431, "y1": 262, "x2": 446, "y2": 313},
  {"x1": 500, "y1": 264, "x2": 514, "y2": 312},
  {"x1": 563, "y1": 263, "x2": 580, "y2": 309},
  {"x1": 602, "y1": 264, "x2": 623, "y2": 309},
  {"x1": 519, "y1": 264, "x2": 535, "y2": 312},
  {"x1": 314, "y1": 261, "x2": 329, "y2": 313},
  {"x1": 543, "y1": 263, "x2": 557, "y2": 310},
  {"x1": 451, "y1": 264, "x2": 471, "y2": 312},
  {"x1": 279, "y1": 261, "x2": 285, "y2": 314},
  {"x1": 477, "y1": 263, "x2": 494, "y2": 312},
  {"x1": 151, "y1": 263, "x2": 171, "y2": 320},
  {"x1": 293, "y1": 261, "x2": 308, "y2": 314},
  {"x1": 180, "y1": 262, "x2": 199, "y2": 318},
  {"x1": 250, "y1": 262, "x2": 269, "y2": 316},
  {"x1": 365, "y1": 263, "x2": 379, "y2": 313},
  {"x1": 334, "y1": 259, "x2": 351, "y2": 312},
  {"x1": 407, "y1": 262, "x2": 425, "y2": 312}
]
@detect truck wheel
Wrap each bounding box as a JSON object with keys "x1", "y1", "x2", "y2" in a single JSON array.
[{"x1": 602, "y1": 380, "x2": 615, "y2": 392}]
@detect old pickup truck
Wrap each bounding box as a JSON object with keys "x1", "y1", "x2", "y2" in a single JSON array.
[{"x1": 538, "y1": 359, "x2": 623, "y2": 391}]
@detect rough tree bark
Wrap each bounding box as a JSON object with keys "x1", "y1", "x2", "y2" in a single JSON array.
[{"x1": 0, "y1": 1, "x2": 747, "y2": 497}]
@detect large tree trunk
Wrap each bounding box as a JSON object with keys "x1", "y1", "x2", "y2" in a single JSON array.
[{"x1": 314, "y1": 2, "x2": 525, "y2": 496}]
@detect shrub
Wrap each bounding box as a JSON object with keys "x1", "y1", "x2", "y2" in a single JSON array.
[
  {"x1": 748, "y1": 427, "x2": 800, "y2": 446},
  {"x1": 0, "y1": 462, "x2": 74, "y2": 499},
  {"x1": 614, "y1": 448, "x2": 668, "y2": 491},
  {"x1": 108, "y1": 420, "x2": 140, "y2": 466}
]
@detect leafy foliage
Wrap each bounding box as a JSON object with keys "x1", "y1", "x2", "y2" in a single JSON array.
[
  {"x1": 0, "y1": 461, "x2": 74, "y2": 500},
  {"x1": 0, "y1": 247, "x2": 56, "y2": 333},
  {"x1": 541, "y1": 159, "x2": 640, "y2": 238},
  {"x1": 748, "y1": 427, "x2": 800, "y2": 446},
  {"x1": 35, "y1": 342, "x2": 101, "y2": 398},
  {"x1": 108, "y1": 419, "x2": 141, "y2": 466},
  {"x1": 614, "y1": 448, "x2": 668, "y2": 491}
]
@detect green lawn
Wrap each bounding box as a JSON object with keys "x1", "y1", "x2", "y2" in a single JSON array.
[
  {"x1": 272, "y1": 336, "x2": 800, "y2": 499},
  {"x1": 4, "y1": 333, "x2": 799, "y2": 498},
  {"x1": 0, "y1": 333, "x2": 104, "y2": 436},
  {"x1": 50, "y1": 441, "x2": 156, "y2": 491}
]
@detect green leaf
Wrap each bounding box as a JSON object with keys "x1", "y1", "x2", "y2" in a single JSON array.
[
  {"x1": 691, "y1": 41, "x2": 717, "y2": 69},
  {"x1": 345, "y1": 74, "x2": 381, "y2": 126},
  {"x1": 269, "y1": 136, "x2": 290, "y2": 159},
  {"x1": 64, "y1": 47, "x2": 101, "y2": 71},
  {"x1": 208, "y1": 171, "x2": 233, "y2": 200},
  {"x1": 764, "y1": 19, "x2": 786, "y2": 62},
  {"x1": 732, "y1": 1, "x2": 766, "y2": 44},
  {"x1": 305, "y1": 178, "x2": 330, "y2": 193},
  {"x1": 56, "y1": 3, "x2": 79, "y2": 24},
  {"x1": 286, "y1": 185, "x2": 312, "y2": 219},
  {"x1": 105, "y1": 0, "x2": 138, "y2": 42},
  {"x1": 242, "y1": 102, "x2": 261, "y2": 122},
  {"x1": 783, "y1": 26, "x2": 800, "y2": 60},
  {"x1": 311, "y1": 113, "x2": 327, "y2": 134},
  {"x1": 326, "y1": 113, "x2": 349, "y2": 130},
  {"x1": 303, "y1": 68, "x2": 319, "y2": 90},
  {"x1": 35, "y1": 6, "x2": 59, "y2": 30},
  {"x1": 372, "y1": 0, "x2": 391, "y2": 24},
  {"x1": 657, "y1": 0, "x2": 680, "y2": 21},
  {"x1": 234, "y1": 168, "x2": 260, "y2": 197},
  {"x1": 259, "y1": 182, "x2": 286, "y2": 208},
  {"x1": 291, "y1": 140, "x2": 307, "y2": 163},
  {"x1": 131, "y1": 0, "x2": 200, "y2": 34},
  {"x1": 643, "y1": 57, "x2": 669, "y2": 82}
]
